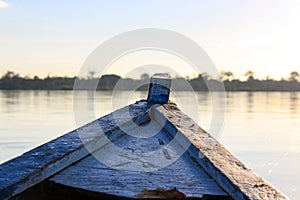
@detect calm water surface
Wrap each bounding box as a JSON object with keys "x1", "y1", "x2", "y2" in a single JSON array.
[{"x1": 0, "y1": 90, "x2": 299, "y2": 199}]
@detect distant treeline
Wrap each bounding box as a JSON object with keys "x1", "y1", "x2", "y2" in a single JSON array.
[{"x1": 0, "y1": 70, "x2": 299, "y2": 91}]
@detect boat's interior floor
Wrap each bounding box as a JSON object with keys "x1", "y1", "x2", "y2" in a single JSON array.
[{"x1": 46, "y1": 121, "x2": 229, "y2": 199}]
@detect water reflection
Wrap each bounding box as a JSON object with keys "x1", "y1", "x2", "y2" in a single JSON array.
[
  {"x1": 290, "y1": 92, "x2": 299, "y2": 115},
  {"x1": 1, "y1": 91, "x2": 21, "y2": 113},
  {"x1": 246, "y1": 92, "x2": 254, "y2": 114}
]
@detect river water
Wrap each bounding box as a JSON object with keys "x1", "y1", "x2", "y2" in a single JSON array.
[{"x1": 0, "y1": 90, "x2": 299, "y2": 199}]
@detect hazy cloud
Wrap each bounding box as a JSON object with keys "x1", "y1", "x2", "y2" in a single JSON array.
[{"x1": 0, "y1": 0, "x2": 9, "y2": 8}]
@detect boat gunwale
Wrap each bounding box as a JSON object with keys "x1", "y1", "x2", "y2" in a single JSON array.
[
  {"x1": 153, "y1": 102, "x2": 288, "y2": 200},
  {"x1": 0, "y1": 100, "x2": 150, "y2": 200}
]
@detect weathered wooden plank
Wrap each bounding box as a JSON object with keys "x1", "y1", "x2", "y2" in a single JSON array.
[
  {"x1": 50, "y1": 123, "x2": 228, "y2": 198},
  {"x1": 153, "y1": 102, "x2": 288, "y2": 200},
  {"x1": 147, "y1": 73, "x2": 171, "y2": 104},
  {"x1": 0, "y1": 100, "x2": 150, "y2": 200}
]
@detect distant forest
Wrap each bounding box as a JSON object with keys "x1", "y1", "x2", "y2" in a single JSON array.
[{"x1": 0, "y1": 70, "x2": 299, "y2": 91}]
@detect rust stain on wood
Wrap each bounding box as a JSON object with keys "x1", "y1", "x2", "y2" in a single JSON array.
[{"x1": 135, "y1": 187, "x2": 186, "y2": 199}]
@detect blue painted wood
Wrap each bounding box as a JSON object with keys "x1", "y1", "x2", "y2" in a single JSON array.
[
  {"x1": 154, "y1": 102, "x2": 288, "y2": 200},
  {"x1": 147, "y1": 73, "x2": 171, "y2": 104},
  {"x1": 50, "y1": 123, "x2": 228, "y2": 198},
  {"x1": 0, "y1": 100, "x2": 150, "y2": 200}
]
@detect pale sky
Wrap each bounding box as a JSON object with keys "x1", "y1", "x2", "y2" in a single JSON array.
[{"x1": 0, "y1": 0, "x2": 300, "y2": 79}]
